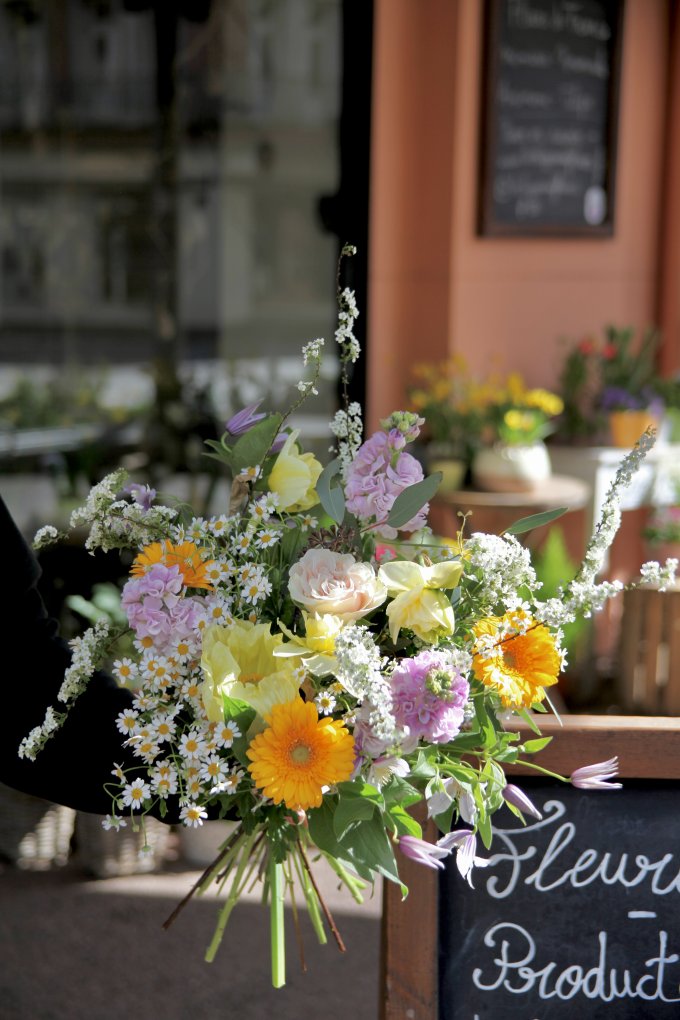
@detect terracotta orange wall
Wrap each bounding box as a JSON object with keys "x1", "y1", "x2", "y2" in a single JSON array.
[{"x1": 368, "y1": 0, "x2": 672, "y2": 426}]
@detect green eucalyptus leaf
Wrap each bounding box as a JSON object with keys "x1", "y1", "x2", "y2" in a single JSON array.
[
  {"x1": 316, "y1": 458, "x2": 345, "y2": 525},
  {"x1": 504, "y1": 506, "x2": 568, "y2": 536},
  {"x1": 386, "y1": 473, "x2": 442, "y2": 528}
]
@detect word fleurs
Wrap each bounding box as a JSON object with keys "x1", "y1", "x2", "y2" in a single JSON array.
[{"x1": 485, "y1": 799, "x2": 680, "y2": 900}]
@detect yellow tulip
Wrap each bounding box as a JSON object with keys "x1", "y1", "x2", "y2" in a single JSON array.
[{"x1": 267, "y1": 430, "x2": 323, "y2": 512}]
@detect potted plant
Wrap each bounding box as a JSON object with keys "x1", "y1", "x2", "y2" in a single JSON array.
[
  {"x1": 408, "y1": 356, "x2": 483, "y2": 491},
  {"x1": 471, "y1": 372, "x2": 563, "y2": 492},
  {"x1": 557, "y1": 325, "x2": 664, "y2": 447}
]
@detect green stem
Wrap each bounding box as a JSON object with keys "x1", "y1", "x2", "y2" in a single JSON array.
[
  {"x1": 292, "y1": 845, "x2": 327, "y2": 946},
  {"x1": 269, "y1": 856, "x2": 286, "y2": 989},
  {"x1": 322, "y1": 853, "x2": 366, "y2": 905},
  {"x1": 514, "y1": 758, "x2": 569, "y2": 782},
  {"x1": 204, "y1": 828, "x2": 259, "y2": 963}
]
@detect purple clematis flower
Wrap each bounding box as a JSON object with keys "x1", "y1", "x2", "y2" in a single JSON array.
[
  {"x1": 570, "y1": 757, "x2": 622, "y2": 790},
  {"x1": 225, "y1": 401, "x2": 267, "y2": 436},
  {"x1": 502, "y1": 783, "x2": 543, "y2": 820},
  {"x1": 124, "y1": 482, "x2": 156, "y2": 511},
  {"x1": 398, "y1": 834, "x2": 451, "y2": 871}
]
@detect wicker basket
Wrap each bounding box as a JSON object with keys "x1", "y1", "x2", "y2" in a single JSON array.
[
  {"x1": 0, "y1": 783, "x2": 76, "y2": 870},
  {"x1": 74, "y1": 812, "x2": 173, "y2": 879}
]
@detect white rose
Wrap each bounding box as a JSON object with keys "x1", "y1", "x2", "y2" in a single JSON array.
[{"x1": 288, "y1": 549, "x2": 386, "y2": 621}]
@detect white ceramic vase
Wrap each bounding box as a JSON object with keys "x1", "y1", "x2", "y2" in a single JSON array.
[{"x1": 472, "y1": 441, "x2": 551, "y2": 493}]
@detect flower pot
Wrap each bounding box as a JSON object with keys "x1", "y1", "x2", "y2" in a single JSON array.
[
  {"x1": 472, "y1": 442, "x2": 551, "y2": 493},
  {"x1": 428, "y1": 457, "x2": 466, "y2": 494},
  {"x1": 608, "y1": 409, "x2": 660, "y2": 449}
]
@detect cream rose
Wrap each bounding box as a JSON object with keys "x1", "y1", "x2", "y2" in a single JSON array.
[{"x1": 288, "y1": 549, "x2": 386, "y2": 621}]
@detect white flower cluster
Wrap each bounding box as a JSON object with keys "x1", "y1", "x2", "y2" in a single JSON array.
[
  {"x1": 463, "y1": 533, "x2": 539, "y2": 609},
  {"x1": 58, "y1": 618, "x2": 112, "y2": 703},
  {"x1": 33, "y1": 524, "x2": 60, "y2": 549},
  {"x1": 301, "y1": 337, "x2": 325, "y2": 366},
  {"x1": 329, "y1": 401, "x2": 364, "y2": 476},
  {"x1": 639, "y1": 558, "x2": 679, "y2": 591},
  {"x1": 333, "y1": 625, "x2": 395, "y2": 742},
  {"x1": 17, "y1": 619, "x2": 111, "y2": 760},
  {"x1": 69, "y1": 470, "x2": 178, "y2": 554},
  {"x1": 575, "y1": 429, "x2": 656, "y2": 586},
  {"x1": 18, "y1": 705, "x2": 67, "y2": 761},
  {"x1": 335, "y1": 286, "x2": 360, "y2": 364}
]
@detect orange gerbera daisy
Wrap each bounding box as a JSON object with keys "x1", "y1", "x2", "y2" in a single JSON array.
[
  {"x1": 131, "y1": 540, "x2": 215, "y2": 590},
  {"x1": 246, "y1": 698, "x2": 355, "y2": 811},
  {"x1": 472, "y1": 610, "x2": 560, "y2": 709}
]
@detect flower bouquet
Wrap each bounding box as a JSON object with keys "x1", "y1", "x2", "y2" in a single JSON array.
[{"x1": 22, "y1": 250, "x2": 678, "y2": 987}]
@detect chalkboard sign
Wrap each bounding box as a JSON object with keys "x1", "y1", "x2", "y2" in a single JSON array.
[
  {"x1": 478, "y1": 0, "x2": 625, "y2": 236},
  {"x1": 380, "y1": 716, "x2": 680, "y2": 1020},
  {"x1": 439, "y1": 780, "x2": 680, "y2": 1018}
]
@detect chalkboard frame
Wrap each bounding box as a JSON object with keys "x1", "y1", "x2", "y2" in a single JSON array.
[
  {"x1": 380, "y1": 715, "x2": 680, "y2": 1020},
  {"x1": 477, "y1": 0, "x2": 626, "y2": 238}
]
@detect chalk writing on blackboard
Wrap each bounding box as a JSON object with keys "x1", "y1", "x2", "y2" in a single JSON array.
[
  {"x1": 478, "y1": 0, "x2": 624, "y2": 235},
  {"x1": 439, "y1": 783, "x2": 680, "y2": 1018}
]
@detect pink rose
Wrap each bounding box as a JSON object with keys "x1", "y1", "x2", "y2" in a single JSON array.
[{"x1": 288, "y1": 549, "x2": 386, "y2": 621}]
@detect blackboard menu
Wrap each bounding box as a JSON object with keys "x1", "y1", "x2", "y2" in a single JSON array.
[
  {"x1": 478, "y1": 0, "x2": 624, "y2": 235},
  {"x1": 438, "y1": 780, "x2": 680, "y2": 1018}
]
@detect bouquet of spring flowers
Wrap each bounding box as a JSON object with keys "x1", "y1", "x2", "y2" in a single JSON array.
[{"x1": 23, "y1": 250, "x2": 678, "y2": 988}]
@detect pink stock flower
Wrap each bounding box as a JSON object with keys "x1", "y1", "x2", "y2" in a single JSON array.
[
  {"x1": 570, "y1": 757, "x2": 622, "y2": 790},
  {"x1": 344, "y1": 430, "x2": 428, "y2": 538},
  {"x1": 390, "y1": 650, "x2": 469, "y2": 744}
]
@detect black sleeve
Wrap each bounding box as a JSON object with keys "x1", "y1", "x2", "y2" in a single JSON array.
[{"x1": 0, "y1": 495, "x2": 180, "y2": 822}]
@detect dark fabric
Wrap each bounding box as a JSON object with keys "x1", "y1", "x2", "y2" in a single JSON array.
[{"x1": 0, "y1": 495, "x2": 179, "y2": 822}]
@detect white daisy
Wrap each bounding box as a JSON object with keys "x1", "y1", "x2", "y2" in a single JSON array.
[
  {"x1": 179, "y1": 729, "x2": 208, "y2": 760},
  {"x1": 213, "y1": 721, "x2": 241, "y2": 748},
  {"x1": 214, "y1": 768, "x2": 244, "y2": 796},
  {"x1": 200, "y1": 755, "x2": 229, "y2": 786},
  {"x1": 121, "y1": 777, "x2": 151, "y2": 810},
  {"x1": 314, "y1": 691, "x2": 336, "y2": 716},
  {"x1": 180, "y1": 803, "x2": 208, "y2": 828},
  {"x1": 116, "y1": 708, "x2": 139, "y2": 737},
  {"x1": 102, "y1": 814, "x2": 127, "y2": 831},
  {"x1": 113, "y1": 658, "x2": 136, "y2": 686}
]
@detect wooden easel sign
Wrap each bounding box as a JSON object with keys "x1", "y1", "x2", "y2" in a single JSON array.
[{"x1": 381, "y1": 717, "x2": 680, "y2": 1019}]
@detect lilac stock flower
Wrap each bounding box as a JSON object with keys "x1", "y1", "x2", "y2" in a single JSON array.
[
  {"x1": 570, "y1": 757, "x2": 622, "y2": 790},
  {"x1": 390, "y1": 650, "x2": 469, "y2": 744},
  {"x1": 121, "y1": 563, "x2": 202, "y2": 652},
  {"x1": 502, "y1": 783, "x2": 543, "y2": 820},
  {"x1": 398, "y1": 834, "x2": 451, "y2": 871},
  {"x1": 345, "y1": 430, "x2": 428, "y2": 538},
  {"x1": 225, "y1": 401, "x2": 266, "y2": 436},
  {"x1": 124, "y1": 482, "x2": 157, "y2": 511}
]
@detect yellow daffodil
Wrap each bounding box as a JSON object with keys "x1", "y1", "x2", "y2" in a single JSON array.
[
  {"x1": 267, "y1": 430, "x2": 323, "y2": 512},
  {"x1": 199, "y1": 620, "x2": 302, "y2": 721},
  {"x1": 378, "y1": 559, "x2": 463, "y2": 643},
  {"x1": 276, "y1": 612, "x2": 345, "y2": 676}
]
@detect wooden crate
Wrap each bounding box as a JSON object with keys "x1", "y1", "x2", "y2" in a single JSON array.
[{"x1": 618, "y1": 584, "x2": 680, "y2": 713}]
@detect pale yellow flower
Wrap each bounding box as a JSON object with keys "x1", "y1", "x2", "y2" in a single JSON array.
[
  {"x1": 378, "y1": 559, "x2": 463, "y2": 643},
  {"x1": 276, "y1": 612, "x2": 345, "y2": 676},
  {"x1": 199, "y1": 620, "x2": 301, "y2": 721},
  {"x1": 267, "y1": 430, "x2": 323, "y2": 512}
]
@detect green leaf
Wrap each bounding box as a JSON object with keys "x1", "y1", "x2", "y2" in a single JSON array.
[
  {"x1": 503, "y1": 506, "x2": 568, "y2": 536},
  {"x1": 307, "y1": 802, "x2": 375, "y2": 881},
  {"x1": 386, "y1": 803, "x2": 422, "y2": 839},
  {"x1": 477, "y1": 810, "x2": 493, "y2": 850},
  {"x1": 337, "y1": 813, "x2": 406, "y2": 892},
  {"x1": 229, "y1": 414, "x2": 284, "y2": 475},
  {"x1": 386, "y1": 472, "x2": 442, "y2": 528},
  {"x1": 521, "y1": 736, "x2": 553, "y2": 754},
  {"x1": 316, "y1": 459, "x2": 345, "y2": 525},
  {"x1": 517, "y1": 707, "x2": 543, "y2": 735}
]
